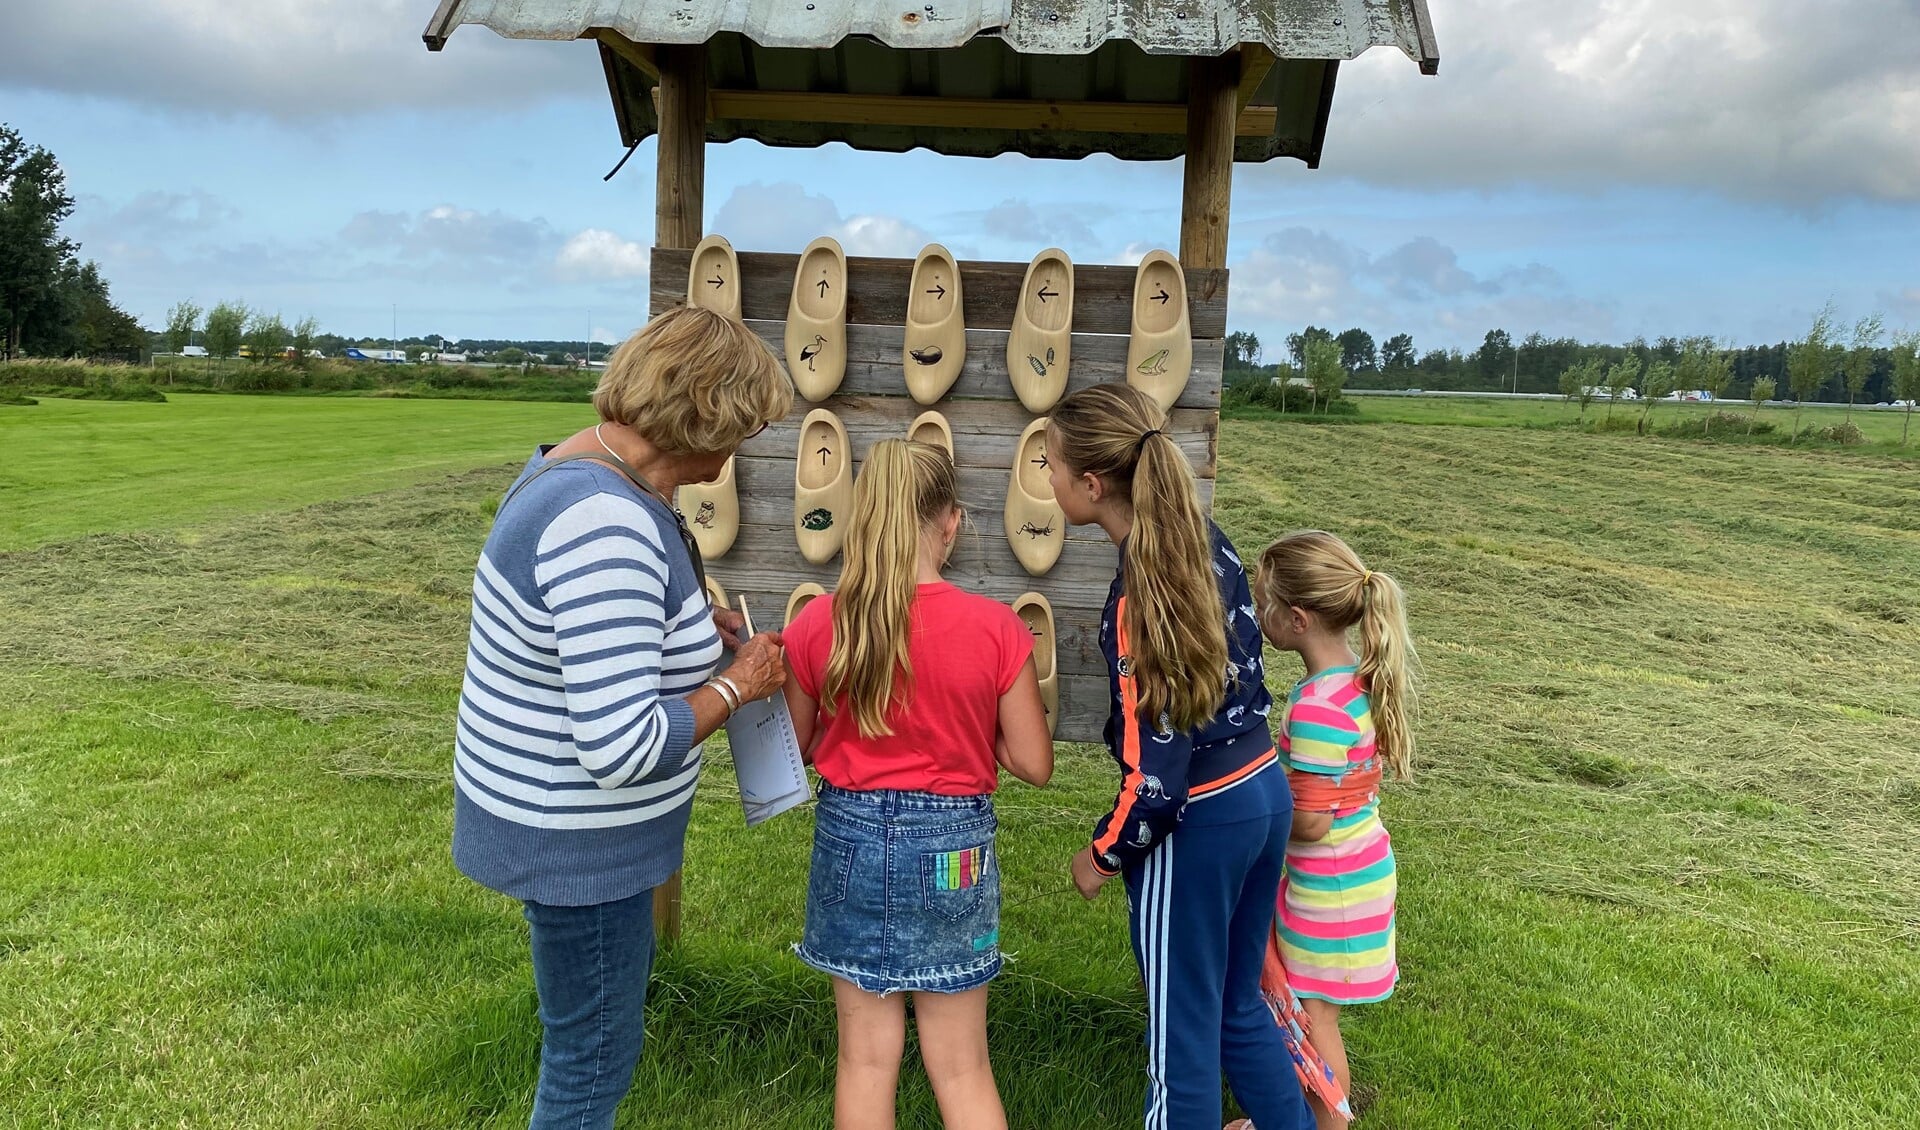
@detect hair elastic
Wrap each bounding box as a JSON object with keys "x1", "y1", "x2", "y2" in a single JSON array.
[
  {"x1": 1134, "y1": 428, "x2": 1163, "y2": 455},
  {"x1": 1361, "y1": 569, "x2": 1375, "y2": 584}
]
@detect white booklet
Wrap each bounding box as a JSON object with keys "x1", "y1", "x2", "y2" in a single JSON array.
[{"x1": 719, "y1": 598, "x2": 811, "y2": 827}]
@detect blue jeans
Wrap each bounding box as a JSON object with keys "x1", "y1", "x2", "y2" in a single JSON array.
[{"x1": 523, "y1": 888, "x2": 655, "y2": 1130}]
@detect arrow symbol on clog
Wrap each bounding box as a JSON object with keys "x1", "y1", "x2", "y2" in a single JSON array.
[
  {"x1": 816, "y1": 279, "x2": 830, "y2": 297},
  {"x1": 1151, "y1": 286, "x2": 1170, "y2": 304},
  {"x1": 1037, "y1": 285, "x2": 1058, "y2": 302},
  {"x1": 709, "y1": 274, "x2": 725, "y2": 289},
  {"x1": 926, "y1": 284, "x2": 946, "y2": 299},
  {"x1": 817, "y1": 446, "x2": 832, "y2": 465}
]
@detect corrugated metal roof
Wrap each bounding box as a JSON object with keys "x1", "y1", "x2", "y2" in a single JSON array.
[{"x1": 424, "y1": 0, "x2": 1437, "y2": 165}]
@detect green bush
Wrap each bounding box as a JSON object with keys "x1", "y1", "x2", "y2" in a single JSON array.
[
  {"x1": 1222, "y1": 377, "x2": 1358, "y2": 416},
  {"x1": 1818, "y1": 421, "x2": 1866, "y2": 446}
]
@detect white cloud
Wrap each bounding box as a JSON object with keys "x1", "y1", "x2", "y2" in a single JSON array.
[
  {"x1": 708, "y1": 182, "x2": 929, "y2": 257},
  {"x1": 0, "y1": 0, "x2": 595, "y2": 117},
  {"x1": 1227, "y1": 227, "x2": 1612, "y2": 351},
  {"x1": 833, "y1": 215, "x2": 931, "y2": 258},
  {"x1": 1326, "y1": 0, "x2": 1920, "y2": 203},
  {"x1": 555, "y1": 229, "x2": 650, "y2": 281}
]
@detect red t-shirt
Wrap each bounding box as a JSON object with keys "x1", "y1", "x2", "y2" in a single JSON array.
[{"x1": 785, "y1": 582, "x2": 1033, "y2": 796}]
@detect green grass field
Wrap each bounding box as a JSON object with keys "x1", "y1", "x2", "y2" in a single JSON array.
[{"x1": 2, "y1": 394, "x2": 1917, "y2": 1128}]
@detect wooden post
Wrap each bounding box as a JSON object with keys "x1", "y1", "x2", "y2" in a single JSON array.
[
  {"x1": 1180, "y1": 50, "x2": 1239, "y2": 270},
  {"x1": 652, "y1": 42, "x2": 706, "y2": 945}
]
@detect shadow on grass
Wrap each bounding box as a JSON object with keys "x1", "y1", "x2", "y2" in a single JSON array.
[{"x1": 387, "y1": 940, "x2": 1152, "y2": 1128}]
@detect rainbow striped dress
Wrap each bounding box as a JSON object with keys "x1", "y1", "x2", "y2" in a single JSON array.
[{"x1": 1277, "y1": 666, "x2": 1399, "y2": 1005}]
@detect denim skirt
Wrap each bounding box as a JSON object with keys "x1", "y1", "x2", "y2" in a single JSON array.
[{"x1": 795, "y1": 783, "x2": 1002, "y2": 995}]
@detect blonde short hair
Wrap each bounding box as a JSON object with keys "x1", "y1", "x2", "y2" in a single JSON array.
[{"x1": 593, "y1": 306, "x2": 793, "y2": 454}]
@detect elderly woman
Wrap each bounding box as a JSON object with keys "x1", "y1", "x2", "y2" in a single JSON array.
[{"x1": 452, "y1": 305, "x2": 792, "y2": 1129}]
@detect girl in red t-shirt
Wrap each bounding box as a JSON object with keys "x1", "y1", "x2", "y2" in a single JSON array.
[{"x1": 783, "y1": 438, "x2": 1054, "y2": 1130}]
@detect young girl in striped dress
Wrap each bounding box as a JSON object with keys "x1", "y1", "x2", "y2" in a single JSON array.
[{"x1": 1254, "y1": 531, "x2": 1417, "y2": 1130}]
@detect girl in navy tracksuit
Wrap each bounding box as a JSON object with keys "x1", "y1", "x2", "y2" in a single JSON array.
[{"x1": 1047, "y1": 383, "x2": 1313, "y2": 1130}]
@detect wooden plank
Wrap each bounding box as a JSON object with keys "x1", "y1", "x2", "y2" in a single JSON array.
[
  {"x1": 735, "y1": 320, "x2": 1222, "y2": 411},
  {"x1": 736, "y1": 397, "x2": 1217, "y2": 474},
  {"x1": 727, "y1": 459, "x2": 1215, "y2": 543},
  {"x1": 701, "y1": 516, "x2": 1218, "y2": 614},
  {"x1": 651, "y1": 249, "x2": 1229, "y2": 339},
  {"x1": 592, "y1": 29, "x2": 658, "y2": 81},
  {"x1": 721, "y1": 581, "x2": 1114, "y2": 681},
  {"x1": 1181, "y1": 52, "x2": 1238, "y2": 271},
  {"x1": 1236, "y1": 44, "x2": 1277, "y2": 114},
  {"x1": 706, "y1": 90, "x2": 1278, "y2": 138}
]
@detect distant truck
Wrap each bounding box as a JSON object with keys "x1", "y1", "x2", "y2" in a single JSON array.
[
  {"x1": 180, "y1": 345, "x2": 208, "y2": 358},
  {"x1": 344, "y1": 348, "x2": 409, "y2": 363}
]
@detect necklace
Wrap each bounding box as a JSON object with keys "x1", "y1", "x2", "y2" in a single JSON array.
[{"x1": 594, "y1": 423, "x2": 622, "y2": 463}]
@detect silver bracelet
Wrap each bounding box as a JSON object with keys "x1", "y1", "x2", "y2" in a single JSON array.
[
  {"x1": 714, "y1": 674, "x2": 748, "y2": 708},
  {"x1": 705, "y1": 677, "x2": 740, "y2": 712}
]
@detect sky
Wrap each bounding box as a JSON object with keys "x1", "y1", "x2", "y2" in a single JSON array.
[{"x1": 5, "y1": 0, "x2": 1919, "y2": 353}]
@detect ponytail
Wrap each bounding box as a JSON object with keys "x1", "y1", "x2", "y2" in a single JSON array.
[
  {"x1": 823, "y1": 439, "x2": 958, "y2": 737},
  {"x1": 1050, "y1": 384, "x2": 1228, "y2": 732},
  {"x1": 1356, "y1": 570, "x2": 1417, "y2": 779},
  {"x1": 1255, "y1": 531, "x2": 1419, "y2": 778}
]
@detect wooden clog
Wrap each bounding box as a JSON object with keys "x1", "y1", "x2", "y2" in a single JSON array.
[
  {"x1": 786, "y1": 236, "x2": 847, "y2": 401},
  {"x1": 903, "y1": 243, "x2": 966, "y2": 404},
  {"x1": 786, "y1": 582, "x2": 827, "y2": 627},
  {"x1": 794, "y1": 408, "x2": 852, "y2": 564},
  {"x1": 1125, "y1": 249, "x2": 1192, "y2": 412},
  {"x1": 677, "y1": 455, "x2": 739, "y2": 560},
  {"x1": 705, "y1": 576, "x2": 729, "y2": 613},
  {"x1": 1007, "y1": 248, "x2": 1073, "y2": 413},
  {"x1": 687, "y1": 234, "x2": 742, "y2": 320},
  {"x1": 908, "y1": 410, "x2": 954, "y2": 461},
  {"x1": 1011, "y1": 592, "x2": 1059, "y2": 736},
  {"x1": 1003, "y1": 417, "x2": 1065, "y2": 576}
]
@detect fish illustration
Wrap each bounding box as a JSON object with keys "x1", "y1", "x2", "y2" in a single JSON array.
[
  {"x1": 693, "y1": 501, "x2": 716, "y2": 529},
  {"x1": 801, "y1": 507, "x2": 834, "y2": 532},
  {"x1": 799, "y1": 334, "x2": 826, "y2": 371},
  {"x1": 909, "y1": 345, "x2": 944, "y2": 366},
  {"x1": 1136, "y1": 348, "x2": 1170, "y2": 376}
]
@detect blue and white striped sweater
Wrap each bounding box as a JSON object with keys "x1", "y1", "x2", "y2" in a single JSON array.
[{"x1": 453, "y1": 451, "x2": 722, "y2": 906}]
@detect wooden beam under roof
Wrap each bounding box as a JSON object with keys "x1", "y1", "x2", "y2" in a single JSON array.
[{"x1": 701, "y1": 90, "x2": 1277, "y2": 137}]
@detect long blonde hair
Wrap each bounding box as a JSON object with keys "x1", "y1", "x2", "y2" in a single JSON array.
[
  {"x1": 1255, "y1": 531, "x2": 1418, "y2": 778},
  {"x1": 1048, "y1": 383, "x2": 1228, "y2": 732},
  {"x1": 823, "y1": 439, "x2": 959, "y2": 737}
]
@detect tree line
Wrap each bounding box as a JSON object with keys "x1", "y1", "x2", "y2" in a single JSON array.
[{"x1": 1226, "y1": 319, "x2": 1920, "y2": 410}]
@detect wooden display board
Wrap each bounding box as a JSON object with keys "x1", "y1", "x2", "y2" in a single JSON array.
[{"x1": 650, "y1": 247, "x2": 1228, "y2": 744}]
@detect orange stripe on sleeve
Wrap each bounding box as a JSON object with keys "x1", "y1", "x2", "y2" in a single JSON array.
[{"x1": 1091, "y1": 596, "x2": 1145, "y2": 864}]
